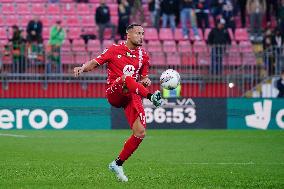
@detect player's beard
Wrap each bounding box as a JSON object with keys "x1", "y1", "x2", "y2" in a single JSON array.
[{"x1": 132, "y1": 39, "x2": 143, "y2": 47}]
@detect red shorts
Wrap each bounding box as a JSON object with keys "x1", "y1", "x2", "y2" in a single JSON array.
[{"x1": 106, "y1": 77, "x2": 146, "y2": 129}]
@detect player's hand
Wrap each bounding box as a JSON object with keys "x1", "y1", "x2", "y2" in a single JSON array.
[
  {"x1": 74, "y1": 66, "x2": 84, "y2": 77},
  {"x1": 140, "y1": 77, "x2": 151, "y2": 87}
]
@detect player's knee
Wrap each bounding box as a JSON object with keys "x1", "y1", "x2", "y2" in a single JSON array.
[{"x1": 133, "y1": 128, "x2": 146, "y2": 139}]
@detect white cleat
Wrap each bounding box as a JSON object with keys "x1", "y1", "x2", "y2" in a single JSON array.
[{"x1": 108, "y1": 161, "x2": 128, "y2": 182}]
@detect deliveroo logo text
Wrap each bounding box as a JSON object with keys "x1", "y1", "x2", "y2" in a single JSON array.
[{"x1": 245, "y1": 100, "x2": 272, "y2": 130}]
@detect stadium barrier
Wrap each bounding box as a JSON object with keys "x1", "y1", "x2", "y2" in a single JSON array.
[
  {"x1": 1, "y1": 44, "x2": 281, "y2": 98},
  {"x1": 1, "y1": 98, "x2": 283, "y2": 130}
]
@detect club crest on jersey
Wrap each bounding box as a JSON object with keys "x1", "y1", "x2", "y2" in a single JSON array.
[
  {"x1": 123, "y1": 65, "x2": 135, "y2": 76},
  {"x1": 126, "y1": 52, "x2": 136, "y2": 58}
]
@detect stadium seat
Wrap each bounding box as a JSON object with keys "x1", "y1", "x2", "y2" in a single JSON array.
[
  {"x1": 146, "y1": 40, "x2": 162, "y2": 52},
  {"x1": 102, "y1": 40, "x2": 115, "y2": 49},
  {"x1": 193, "y1": 40, "x2": 207, "y2": 53},
  {"x1": 174, "y1": 28, "x2": 185, "y2": 41},
  {"x1": 204, "y1": 28, "x2": 211, "y2": 41},
  {"x1": 20, "y1": 15, "x2": 33, "y2": 27},
  {"x1": 61, "y1": 52, "x2": 75, "y2": 65},
  {"x1": 1, "y1": 3, "x2": 15, "y2": 15},
  {"x1": 61, "y1": 41, "x2": 72, "y2": 52},
  {"x1": 239, "y1": 41, "x2": 253, "y2": 53},
  {"x1": 49, "y1": 15, "x2": 63, "y2": 26},
  {"x1": 31, "y1": 3, "x2": 46, "y2": 15},
  {"x1": 110, "y1": 16, "x2": 118, "y2": 26},
  {"x1": 163, "y1": 40, "x2": 177, "y2": 53},
  {"x1": 64, "y1": 16, "x2": 81, "y2": 27},
  {"x1": 166, "y1": 52, "x2": 181, "y2": 66},
  {"x1": 108, "y1": 4, "x2": 118, "y2": 16},
  {"x1": 43, "y1": 27, "x2": 50, "y2": 40},
  {"x1": 144, "y1": 28, "x2": 158, "y2": 41},
  {"x1": 228, "y1": 28, "x2": 235, "y2": 41},
  {"x1": 75, "y1": 52, "x2": 89, "y2": 64},
  {"x1": 5, "y1": 16, "x2": 19, "y2": 26},
  {"x1": 235, "y1": 28, "x2": 249, "y2": 41},
  {"x1": 62, "y1": 3, "x2": 76, "y2": 15},
  {"x1": 72, "y1": 39, "x2": 86, "y2": 52},
  {"x1": 46, "y1": 4, "x2": 60, "y2": 15},
  {"x1": 88, "y1": 40, "x2": 101, "y2": 53},
  {"x1": 77, "y1": 3, "x2": 91, "y2": 15},
  {"x1": 149, "y1": 52, "x2": 166, "y2": 65},
  {"x1": 159, "y1": 28, "x2": 174, "y2": 41},
  {"x1": 0, "y1": 28, "x2": 8, "y2": 39},
  {"x1": 39, "y1": 16, "x2": 50, "y2": 27},
  {"x1": 0, "y1": 17, "x2": 5, "y2": 26},
  {"x1": 177, "y1": 40, "x2": 192, "y2": 52},
  {"x1": 229, "y1": 41, "x2": 239, "y2": 53},
  {"x1": 17, "y1": 3, "x2": 30, "y2": 15},
  {"x1": 66, "y1": 27, "x2": 82, "y2": 39},
  {"x1": 81, "y1": 16, "x2": 95, "y2": 27},
  {"x1": 227, "y1": 51, "x2": 242, "y2": 66}
]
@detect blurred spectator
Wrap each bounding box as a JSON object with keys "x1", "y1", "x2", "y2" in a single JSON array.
[
  {"x1": 118, "y1": 0, "x2": 131, "y2": 40},
  {"x1": 26, "y1": 16, "x2": 43, "y2": 44},
  {"x1": 75, "y1": 0, "x2": 89, "y2": 2},
  {"x1": 47, "y1": 20, "x2": 65, "y2": 73},
  {"x1": 208, "y1": 18, "x2": 231, "y2": 74},
  {"x1": 148, "y1": 0, "x2": 161, "y2": 30},
  {"x1": 95, "y1": 0, "x2": 116, "y2": 42},
  {"x1": 195, "y1": 0, "x2": 210, "y2": 32},
  {"x1": 222, "y1": 0, "x2": 236, "y2": 33},
  {"x1": 161, "y1": 0, "x2": 179, "y2": 33},
  {"x1": 131, "y1": 0, "x2": 145, "y2": 25},
  {"x1": 210, "y1": 0, "x2": 224, "y2": 25},
  {"x1": 265, "y1": 0, "x2": 279, "y2": 23},
  {"x1": 278, "y1": 0, "x2": 284, "y2": 35},
  {"x1": 179, "y1": 0, "x2": 199, "y2": 39},
  {"x1": 246, "y1": 0, "x2": 266, "y2": 42},
  {"x1": 263, "y1": 28, "x2": 274, "y2": 75},
  {"x1": 238, "y1": 0, "x2": 247, "y2": 27},
  {"x1": 272, "y1": 28, "x2": 284, "y2": 75},
  {"x1": 49, "y1": 0, "x2": 60, "y2": 2},
  {"x1": 11, "y1": 25, "x2": 26, "y2": 73},
  {"x1": 276, "y1": 69, "x2": 284, "y2": 97}
]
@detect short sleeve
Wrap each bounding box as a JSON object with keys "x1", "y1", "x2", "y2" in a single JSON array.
[
  {"x1": 94, "y1": 45, "x2": 114, "y2": 65},
  {"x1": 140, "y1": 52, "x2": 150, "y2": 77}
]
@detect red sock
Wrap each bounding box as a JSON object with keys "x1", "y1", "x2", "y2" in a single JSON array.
[
  {"x1": 119, "y1": 134, "x2": 143, "y2": 161},
  {"x1": 124, "y1": 76, "x2": 149, "y2": 98}
]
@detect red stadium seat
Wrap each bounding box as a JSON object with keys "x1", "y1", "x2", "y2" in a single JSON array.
[
  {"x1": 227, "y1": 51, "x2": 242, "y2": 66},
  {"x1": 163, "y1": 40, "x2": 177, "y2": 53},
  {"x1": 0, "y1": 17, "x2": 5, "y2": 26},
  {"x1": 146, "y1": 40, "x2": 162, "y2": 52},
  {"x1": 166, "y1": 52, "x2": 181, "y2": 65},
  {"x1": 174, "y1": 28, "x2": 186, "y2": 41},
  {"x1": 102, "y1": 40, "x2": 114, "y2": 49},
  {"x1": 49, "y1": 15, "x2": 63, "y2": 26},
  {"x1": 204, "y1": 28, "x2": 211, "y2": 41},
  {"x1": 81, "y1": 16, "x2": 95, "y2": 27},
  {"x1": 66, "y1": 27, "x2": 82, "y2": 39},
  {"x1": 144, "y1": 28, "x2": 158, "y2": 41},
  {"x1": 5, "y1": 16, "x2": 19, "y2": 26},
  {"x1": 193, "y1": 40, "x2": 207, "y2": 53},
  {"x1": 77, "y1": 3, "x2": 91, "y2": 15},
  {"x1": 88, "y1": 40, "x2": 101, "y2": 53},
  {"x1": 43, "y1": 27, "x2": 50, "y2": 40},
  {"x1": 239, "y1": 41, "x2": 253, "y2": 53},
  {"x1": 62, "y1": 3, "x2": 76, "y2": 15},
  {"x1": 17, "y1": 3, "x2": 30, "y2": 15},
  {"x1": 108, "y1": 4, "x2": 118, "y2": 16},
  {"x1": 235, "y1": 28, "x2": 249, "y2": 41},
  {"x1": 64, "y1": 16, "x2": 81, "y2": 27},
  {"x1": 61, "y1": 52, "x2": 75, "y2": 65},
  {"x1": 46, "y1": 4, "x2": 60, "y2": 15},
  {"x1": 110, "y1": 16, "x2": 118, "y2": 26},
  {"x1": 149, "y1": 52, "x2": 166, "y2": 65},
  {"x1": 178, "y1": 41, "x2": 195, "y2": 65},
  {"x1": 20, "y1": 15, "x2": 33, "y2": 27},
  {"x1": 39, "y1": 16, "x2": 49, "y2": 27},
  {"x1": 229, "y1": 41, "x2": 239, "y2": 52},
  {"x1": 177, "y1": 40, "x2": 192, "y2": 52},
  {"x1": 228, "y1": 28, "x2": 235, "y2": 41},
  {"x1": 1, "y1": 4, "x2": 15, "y2": 14},
  {"x1": 31, "y1": 3, "x2": 46, "y2": 15},
  {"x1": 75, "y1": 52, "x2": 89, "y2": 64},
  {"x1": 0, "y1": 28, "x2": 8, "y2": 39},
  {"x1": 61, "y1": 41, "x2": 72, "y2": 52},
  {"x1": 72, "y1": 39, "x2": 86, "y2": 52},
  {"x1": 159, "y1": 28, "x2": 174, "y2": 41}
]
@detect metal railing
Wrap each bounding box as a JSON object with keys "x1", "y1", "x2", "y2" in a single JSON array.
[{"x1": 0, "y1": 43, "x2": 282, "y2": 98}]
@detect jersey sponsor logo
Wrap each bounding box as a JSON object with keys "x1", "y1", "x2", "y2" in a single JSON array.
[{"x1": 123, "y1": 65, "x2": 135, "y2": 76}]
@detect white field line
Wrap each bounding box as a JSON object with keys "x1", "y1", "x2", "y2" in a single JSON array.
[
  {"x1": 181, "y1": 162, "x2": 284, "y2": 165},
  {"x1": 0, "y1": 133, "x2": 27, "y2": 138}
]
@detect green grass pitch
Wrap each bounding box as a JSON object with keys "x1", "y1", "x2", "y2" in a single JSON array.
[{"x1": 0, "y1": 130, "x2": 283, "y2": 189}]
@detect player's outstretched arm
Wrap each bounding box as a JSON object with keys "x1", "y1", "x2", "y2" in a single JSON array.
[{"x1": 74, "y1": 59, "x2": 100, "y2": 77}]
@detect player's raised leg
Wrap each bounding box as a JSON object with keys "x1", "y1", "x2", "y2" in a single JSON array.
[
  {"x1": 109, "y1": 117, "x2": 145, "y2": 182},
  {"x1": 122, "y1": 75, "x2": 162, "y2": 107}
]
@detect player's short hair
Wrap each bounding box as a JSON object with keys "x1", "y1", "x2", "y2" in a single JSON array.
[{"x1": 126, "y1": 24, "x2": 142, "y2": 34}]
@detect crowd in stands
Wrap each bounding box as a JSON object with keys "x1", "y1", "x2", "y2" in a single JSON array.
[{"x1": 0, "y1": 0, "x2": 283, "y2": 75}]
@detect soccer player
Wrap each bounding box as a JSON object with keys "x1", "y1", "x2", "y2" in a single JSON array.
[{"x1": 73, "y1": 24, "x2": 162, "y2": 182}]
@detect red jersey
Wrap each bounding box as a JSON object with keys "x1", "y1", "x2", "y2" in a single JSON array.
[{"x1": 95, "y1": 42, "x2": 150, "y2": 87}]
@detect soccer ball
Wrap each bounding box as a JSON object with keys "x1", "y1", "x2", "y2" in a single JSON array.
[{"x1": 160, "y1": 69, "x2": 181, "y2": 90}]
